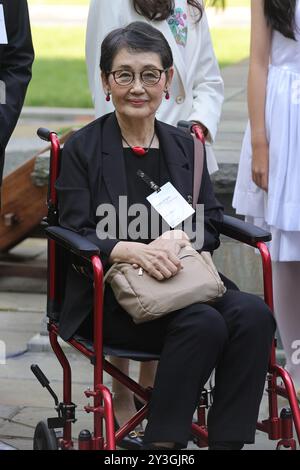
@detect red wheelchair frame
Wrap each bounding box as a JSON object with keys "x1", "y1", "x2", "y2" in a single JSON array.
[{"x1": 31, "y1": 126, "x2": 300, "y2": 451}]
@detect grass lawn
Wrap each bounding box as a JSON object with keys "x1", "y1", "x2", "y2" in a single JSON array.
[
  {"x1": 25, "y1": 23, "x2": 250, "y2": 108},
  {"x1": 211, "y1": 27, "x2": 250, "y2": 68},
  {"x1": 25, "y1": 27, "x2": 93, "y2": 108}
]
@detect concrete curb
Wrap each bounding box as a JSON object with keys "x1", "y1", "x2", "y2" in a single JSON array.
[
  {"x1": 27, "y1": 333, "x2": 72, "y2": 353},
  {"x1": 21, "y1": 106, "x2": 95, "y2": 121}
]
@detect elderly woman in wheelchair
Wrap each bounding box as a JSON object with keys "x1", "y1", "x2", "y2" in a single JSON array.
[{"x1": 55, "y1": 22, "x2": 276, "y2": 450}]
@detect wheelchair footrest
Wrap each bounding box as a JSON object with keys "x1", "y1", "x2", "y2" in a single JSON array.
[{"x1": 47, "y1": 417, "x2": 66, "y2": 429}]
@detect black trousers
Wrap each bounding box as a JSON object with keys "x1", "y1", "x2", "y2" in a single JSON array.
[{"x1": 101, "y1": 288, "x2": 276, "y2": 448}]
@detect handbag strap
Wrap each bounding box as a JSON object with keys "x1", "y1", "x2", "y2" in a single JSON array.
[{"x1": 192, "y1": 134, "x2": 205, "y2": 209}]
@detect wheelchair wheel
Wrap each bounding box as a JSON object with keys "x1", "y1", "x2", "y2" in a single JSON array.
[{"x1": 33, "y1": 420, "x2": 58, "y2": 450}]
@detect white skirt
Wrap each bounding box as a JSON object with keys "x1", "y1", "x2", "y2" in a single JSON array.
[{"x1": 233, "y1": 65, "x2": 300, "y2": 261}]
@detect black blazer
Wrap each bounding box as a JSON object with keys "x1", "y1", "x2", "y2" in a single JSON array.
[
  {"x1": 0, "y1": 0, "x2": 34, "y2": 186},
  {"x1": 56, "y1": 113, "x2": 224, "y2": 340}
]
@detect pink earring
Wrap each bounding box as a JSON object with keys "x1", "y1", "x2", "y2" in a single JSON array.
[
  {"x1": 165, "y1": 90, "x2": 170, "y2": 100},
  {"x1": 106, "y1": 92, "x2": 111, "y2": 102}
]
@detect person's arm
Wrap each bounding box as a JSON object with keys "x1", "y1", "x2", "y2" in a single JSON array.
[
  {"x1": 55, "y1": 136, "x2": 120, "y2": 268},
  {"x1": 187, "y1": 9, "x2": 224, "y2": 144},
  {"x1": 0, "y1": 0, "x2": 34, "y2": 161},
  {"x1": 85, "y1": 0, "x2": 123, "y2": 117},
  {"x1": 197, "y1": 150, "x2": 224, "y2": 252},
  {"x1": 248, "y1": 0, "x2": 272, "y2": 191}
]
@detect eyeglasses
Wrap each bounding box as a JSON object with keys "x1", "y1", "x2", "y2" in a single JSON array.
[{"x1": 108, "y1": 68, "x2": 168, "y2": 87}]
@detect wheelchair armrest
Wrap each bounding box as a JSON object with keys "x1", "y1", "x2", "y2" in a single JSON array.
[
  {"x1": 45, "y1": 226, "x2": 100, "y2": 258},
  {"x1": 214, "y1": 215, "x2": 271, "y2": 247}
]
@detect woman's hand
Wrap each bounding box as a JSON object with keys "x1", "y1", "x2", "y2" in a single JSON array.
[
  {"x1": 109, "y1": 232, "x2": 190, "y2": 281},
  {"x1": 150, "y1": 229, "x2": 191, "y2": 254},
  {"x1": 251, "y1": 140, "x2": 269, "y2": 191},
  {"x1": 141, "y1": 230, "x2": 191, "y2": 279}
]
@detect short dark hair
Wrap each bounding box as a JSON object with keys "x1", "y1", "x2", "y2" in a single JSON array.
[{"x1": 100, "y1": 21, "x2": 174, "y2": 75}]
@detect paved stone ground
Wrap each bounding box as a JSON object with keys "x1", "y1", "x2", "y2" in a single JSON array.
[{"x1": 0, "y1": 284, "x2": 295, "y2": 451}]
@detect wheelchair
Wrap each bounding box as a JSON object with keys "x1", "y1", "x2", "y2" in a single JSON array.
[{"x1": 30, "y1": 125, "x2": 300, "y2": 451}]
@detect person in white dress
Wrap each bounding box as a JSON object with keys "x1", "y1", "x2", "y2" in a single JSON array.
[
  {"x1": 233, "y1": 0, "x2": 300, "y2": 393},
  {"x1": 85, "y1": 0, "x2": 224, "y2": 443}
]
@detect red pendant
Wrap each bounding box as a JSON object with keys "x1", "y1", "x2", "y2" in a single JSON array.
[{"x1": 132, "y1": 146, "x2": 147, "y2": 156}]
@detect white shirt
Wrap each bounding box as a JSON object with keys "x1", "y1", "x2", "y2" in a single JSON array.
[{"x1": 85, "y1": 0, "x2": 224, "y2": 174}]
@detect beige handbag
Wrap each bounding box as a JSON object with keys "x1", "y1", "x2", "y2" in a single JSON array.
[
  {"x1": 105, "y1": 246, "x2": 226, "y2": 324},
  {"x1": 104, "y1": 134, "x2": 226, "y2": 324}
]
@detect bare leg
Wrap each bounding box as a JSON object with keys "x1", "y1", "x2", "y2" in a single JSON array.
[
  {"x1": 111, "y1": 358, "x2": 158, "y2": 424},
  {"x1": 110, "y1": 356, "x2": 137, "y2": 426},
  {"x1": 138, "y1": 361, "x2": 158, "y2": 389}
]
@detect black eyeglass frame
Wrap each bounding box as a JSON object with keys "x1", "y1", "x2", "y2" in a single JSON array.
[{"x1": 107, "y1": 68, "x2": 169, "y2": 87}]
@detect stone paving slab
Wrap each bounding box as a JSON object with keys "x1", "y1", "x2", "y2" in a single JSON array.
[
  {"x1": 0, "y1": 406, "x2": 21, "y2": 421},
  {"x1": 231, "y1": 91, "x2": 248, "y2": 104},
  {"x1": 214, "y1": 240, "x2": 263, "y2": 295},
  {"x1": 0, "y1": 310, "x2": 43, "y2": 357},
  {"x1": 0, "y1": 312, "x2": 42, "y2": 330},
  {"x1": 0, "y1": 239, "x2": 47, "y2": 265},
  {"x1": 215, "y1": 139, "x2": 246, "y2": 152},
  {"x1": 221, "y1": 101, "x2": 248, "y2": 114},
  {"x1": 214, "y1": 149, "x2": 241, "y2": 165},
  {"x1": 221, "y1": 59, "x2": 249, "y2": 84},
  {"x1": 0, "y1": 439, "x2": 18, "y2": 450},
  {"x1": 9, "y1": 407, "x2": 94, "y2": 442},
  {"x1": 0, "y1": 240, "x2": 47, "y2": 293},
  {"x1": 1, "y1": 328, "x2": 39, "y2": 356},
  {"x1": 0, "y1": 420, "x2": 35, "y2": 439},
  {"x1": 0, "y1": 278, "x2": 46, "y2": 294},
  {"x1": 216, "y1": 131, "x2": 247, "y2": 144},
  {"x1": 0, "y1": 356, "x2": 134, "y2": 389},
  {"x1": 218, "y1": 120, "x2": 247, "y2": 133},
  {"x1": 0, "y1": 292, "x2": 45, "y2": 313},
  {"x1": 0, "y1": 437, "x2": 30, "y2": 450}
]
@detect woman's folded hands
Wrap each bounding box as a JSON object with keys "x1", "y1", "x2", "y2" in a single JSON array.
[{"x1": 109, "y1": 230, "x2": 191, "y2": 281}]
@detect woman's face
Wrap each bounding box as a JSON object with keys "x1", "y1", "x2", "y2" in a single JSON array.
[{"x1": 102, "y1": 48, "x2": 173, "y2": 121}]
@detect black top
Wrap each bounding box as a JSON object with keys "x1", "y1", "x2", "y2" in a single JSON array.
[
  {"x1": 123, "y1": 147, "x2": 171, "y2": 244},
  {"x1": 124, "y1": 147, "x2": 161, "y2": 200},
  {"x1": 0, "y1": 0, "x2": 34, "y2": 185},
  {"x1": 55, "y1": 113, "x2": 223, "y2": 340}
]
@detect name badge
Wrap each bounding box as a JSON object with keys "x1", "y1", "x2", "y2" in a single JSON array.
[
  {"x1": 147, "y1": 182, "x2": 195, "y2": 228},
  {"x1": 0, "y1": 6, "x2": 8, "y2": 44}
]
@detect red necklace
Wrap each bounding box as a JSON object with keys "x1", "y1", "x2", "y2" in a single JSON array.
[{"x1": 122, "y1": 131, "x2": 156, "y2": 156}]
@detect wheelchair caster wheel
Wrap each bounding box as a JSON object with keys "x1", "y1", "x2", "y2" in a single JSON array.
[{"x1": 33, "y1": 420, "x2": 59, "y2": 450}]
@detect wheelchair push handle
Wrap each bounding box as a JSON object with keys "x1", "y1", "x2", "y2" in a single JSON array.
[
  {"x1": 37, "y1": 127, "x2": 55, "y2": 142},
  {"x1": 177, "y1": 120, "x2": 205, "y2": 143},
  {"x1": 31, "y1": 364, "x2": 50, "y2": 388},
  {"x1": 31, "y1": 364, "x2": 59, "y2": 407},
  {"x1": 177, "y1": 120, "x2": 194, "y2": 133}
]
